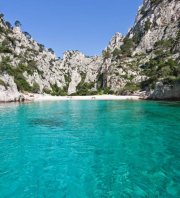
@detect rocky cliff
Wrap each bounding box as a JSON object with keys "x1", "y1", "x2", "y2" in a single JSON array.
[
  {"x1": 0, "y1": 0, "x2": 179, "y2": 101},
  {"x1": 101, "y1": 0, "x2": 180, "y2": 99},
  {"x1": 0, "y1": 19, "x2": 103, "y2": 101}
]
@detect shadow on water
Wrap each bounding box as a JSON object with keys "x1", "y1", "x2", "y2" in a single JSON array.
[
  {"x1": 156, "y1": 101, "x2": 180, "y2": 107},
  {"x1": 29, "y1": 118, "x2": 64, "y2": 129}
]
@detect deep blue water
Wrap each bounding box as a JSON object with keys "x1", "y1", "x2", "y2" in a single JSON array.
[{"x1": 0, "y1": 100, "x2": 179, "y2": 198}]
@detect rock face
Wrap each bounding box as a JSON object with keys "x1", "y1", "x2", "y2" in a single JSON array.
[
  {"x1": 0, "y1": 18, "x2": 104, "y2": 100},
  {"x1": 61, "y1": 51, "x2": 102, "y2": 95},
  {"x1": 101, "y1": 0, "x2": 180, "y2": 98},
  {"x1": 149, "y1": 82, "x2": 180, "y2": 100},
  {"x1": 0, "y1": 0, "x2": 179, "y2": 101},
  {"x1": 106, "y1": 32, "x2": 124, "y2": 51},
  {"x1": 0, "y1": 74, "x2": 20, "y2": 102},
  {"x1": 129, "y1": 0, "x2": 180, "y2": 55}
]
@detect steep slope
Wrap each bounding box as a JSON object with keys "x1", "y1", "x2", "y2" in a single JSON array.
[
  {"x1": 101, "y1": 0, "x2": 180, "y2": 99},
  {"x1": 0, "y1": 18, "x2": 65, "y2": 101},
  {"x1": 0, "y1": 17, "x2": 102, "y2": 101},
  {"x1": 130, "y1": 0, "x2": 179, "y2": 54},
  {"x1": 133, "y1": 0, "x2": 180, "y2": 99},
  {"x1": 0, "y1": 0, "x2": 180, "y2": 101}
]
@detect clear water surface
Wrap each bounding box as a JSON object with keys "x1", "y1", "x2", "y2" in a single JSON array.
[{"x1": 0, "y1": 100, "x2": 179, "y2": 198}]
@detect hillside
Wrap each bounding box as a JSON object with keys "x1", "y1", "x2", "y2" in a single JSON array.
[
  {"x1": 101, "y1": 0, "x2": 180, "y2": 99},
  {"x1": 0, "y1": 0, "x2": 180, "y2": 102}
]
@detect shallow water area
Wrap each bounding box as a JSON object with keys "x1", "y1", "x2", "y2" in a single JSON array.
[{"x1": 0, "y1": 100, "x2": 180, "y2": 197}]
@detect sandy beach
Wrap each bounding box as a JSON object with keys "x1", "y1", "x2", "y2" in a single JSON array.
[{"x1": 27, "y1": 94, "x2": 141, "y2": 102}]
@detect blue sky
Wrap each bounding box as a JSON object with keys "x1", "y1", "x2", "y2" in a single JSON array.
[{"x1": 0, "y1": 0, "x2": 142, "y2": 57}]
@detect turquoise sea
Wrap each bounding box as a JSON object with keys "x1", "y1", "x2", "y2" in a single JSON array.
[{"x1": 0, "y1": 101, "x2": 179, "y2": 198}]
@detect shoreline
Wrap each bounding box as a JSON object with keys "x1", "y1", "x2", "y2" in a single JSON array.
[
  {"x1": 0, "y1": 93, "x2": 180, "y2": 103},
  {"x1": 0, "y1": 94, "x2": 142, "y2": 103},
  {"x1": 31, "y1": 94, "x2": 141, "y2": 102}
]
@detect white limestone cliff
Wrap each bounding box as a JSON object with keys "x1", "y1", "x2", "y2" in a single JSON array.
[{"x1": 0, "y1": 0, "x2": 179, "y2": 101}]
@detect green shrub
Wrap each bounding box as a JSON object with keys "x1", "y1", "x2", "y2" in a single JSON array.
[
  {"x1": 89, "y1": 90, "x2": 98, "y2": 95},
  {"x1": 103, "y1": 87, "x2": 114, "y2": 94},
  {"x1": 140, "y1": 7, "x2": 145, "y2": 15},
  {"x1": 15, "y1": 61, "x2": 42, "y2": 76},
  {"x1": 50, "y1": 83, "x2": 67, "y2": 96},
  {"x1": 76, "y1": 82, "x2": 95, "y2": 96},
  {"x1": 144, "y1": 19, "x2": 151, "y2": 31},
  {"x1": 14, "y1": 73, "x2": 31, "y2": 92},
  {"x1": 154, "y1": 39, "x2": 174, "y2": 49},
  {"x1": 124, "y1": 83, "x2": 140, "y2": 92},
  {"x1": 71, "y1": 90, "x2": 98, "y2": 96},
  {"x1": 0, "y1": 57, "x2": 40, "y2": 77},
  {"x1": 132, "y1": 26, "x2": 144, "y2": 45},
  {"x1": 0, "y1": 57, "x2": 36, "y2": 92},
  {"x1": 31, "y1": 82, "x2": 40, "y2": 93},
  {"x1": 151, "y1": 0, "x2": 161, "y2": 6},
  {"x1": 120, "y1": 38, "x2": 134, "y2": 56},
  {"x1": 154, "y1": 50, "x2": 170, "y2": 58},
  {"x1": 42, "y1": 88, "x2": 51, "y2": 94},
  {"x1": 0, "y1": 57, "x2": 13, "y2": 74},
  {"x1": 27, "y1": 60, "x2": 42, "y2": 75},
  {"x1": 112, "y1": 48, "x2": 121, "y2": 57},
  {"x1": 118, "y1": 83, "x2": 140, "y2": 95},
  {"x1": 69, "y1": 93, "x2": 78, "y2": 96},
  {"x1": 102, "y1": 49, "x2": 111, "y2": 59},
  {"x1": 0, "y1": 39, "x2": 12, "y2": 53},
  {"x1": 141, "y1": 58, "x2": 180, "y2": 89}
]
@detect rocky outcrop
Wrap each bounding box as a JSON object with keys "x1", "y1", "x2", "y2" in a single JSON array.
[
  {"x1": 61, "y1": 51, "x2": 102, "y2": 95},
  {"x1": 0, "y1": 74, "x2": 22, "y2": 102},
  {"x1": 129, "y1": 0, "x2": 180, "y2": 55},
  {"x1": 106, "y1": 32, "x2": 124, "y2": 51},
  {"x1": 0, "y1": 0, "x2": 179, "y2": 101},
  {"x1": 104, "y1": 0, "x2": 180, "y2": 98},
  {"x1": 0, "y1": 18, "x2": 103, "y2": 99},
  {"x1": 149, "y1": 82, "x2": 180, "y2": 100}
]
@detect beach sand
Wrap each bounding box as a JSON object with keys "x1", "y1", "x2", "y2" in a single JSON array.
[{"x1": 27, "y1": 94, "x2": 141, "y2": 102}]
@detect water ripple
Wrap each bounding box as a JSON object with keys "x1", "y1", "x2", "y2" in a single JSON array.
[{"x1": 0, "y1": 101, "x2": 179, "y2": 197}]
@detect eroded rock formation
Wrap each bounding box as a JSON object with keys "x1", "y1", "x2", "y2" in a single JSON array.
[{"x1": 0, "y1": 0, "x2": 179, "y2": 101}]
